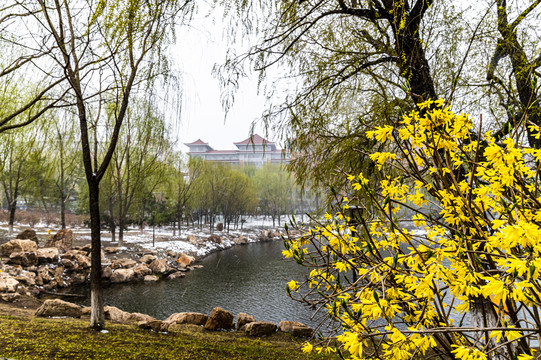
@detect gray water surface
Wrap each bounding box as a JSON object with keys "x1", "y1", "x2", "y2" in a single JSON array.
[{"x1": 76, "y1": 241, "x2": 320, "y2": 329}]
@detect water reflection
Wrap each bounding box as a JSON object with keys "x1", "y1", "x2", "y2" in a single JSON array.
[{"x1": 76, "y1": 241, "x2": 320, "y2": 329}]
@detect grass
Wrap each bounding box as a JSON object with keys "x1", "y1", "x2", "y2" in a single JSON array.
[{"x1": 0, "y1": 312, "x2": 335, "y2": 360}]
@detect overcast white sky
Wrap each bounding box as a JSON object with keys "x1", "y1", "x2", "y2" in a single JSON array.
[{"x1": 172, "y1": 6, "x2": 270, "y2": 152}]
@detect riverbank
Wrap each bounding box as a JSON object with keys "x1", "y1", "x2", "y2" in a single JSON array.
[{"x1": 0, "y1": 300, "x2": 333, "y2": 360}]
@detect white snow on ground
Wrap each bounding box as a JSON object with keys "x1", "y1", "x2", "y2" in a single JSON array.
[{"x1": 0, "y1": 216, "x2": 287, "y2": 259}]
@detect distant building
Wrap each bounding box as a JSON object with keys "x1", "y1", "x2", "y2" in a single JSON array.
[{"x1": 185, "y1": 134, "x2": 290, "y2": 167}]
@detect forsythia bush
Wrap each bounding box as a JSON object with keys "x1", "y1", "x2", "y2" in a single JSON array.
[{"x1": 284, "y1": 100, "x2": 541, "y2": 360}]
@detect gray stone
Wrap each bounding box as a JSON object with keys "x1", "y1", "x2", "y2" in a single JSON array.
[
  {"x1": 110, "y1": 268, "x2": 135, "y2": 283},
  {"x1": 35, "y1": 299, "x2": 83, "y2": 318},
  {"x1": 278, "y1": 321, "x2": 314, "y2": 338},
  {"x1": 140, "y1": 254, "x2": 156, "y2": 264},
  {"x1": 165, "y1": 312, "x2": 208, "y2": 326},
  {"x1": 244, "y1": 321, "x2": 277, "y2": 336},
  {"x1": 37, "y1": 248, "x2": 59, "y2": 264},
  {"x1": 237, "y1": 312, "x2": 256, "y2": 330},
  {"x1": 204, "y1": 307, "x2": 234, "y2": 331},
  {"x1": 45, "y1": 229, "x2": 74, "y2": 252},
  {"x1": 16, "y1": 229, "x2": 39, "y2": 245},
  {"x1": 8, "y1": 251, "x2": 38, "y2": 267},
  {"x1": 0, "y1": 239, "x2": 38, "y2": 256}
]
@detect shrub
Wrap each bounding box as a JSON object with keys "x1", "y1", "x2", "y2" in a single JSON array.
[{"x1": 285, "y1": 101, "x2": 541, "y2": 360}]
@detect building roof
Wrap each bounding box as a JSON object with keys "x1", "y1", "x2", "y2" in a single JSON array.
[
  {"x1": 184, "y1": 139, "x2": 209, "y2": 146},
  {"x1": 234, "y1": 134, "x2": 275, "y2": 146}
]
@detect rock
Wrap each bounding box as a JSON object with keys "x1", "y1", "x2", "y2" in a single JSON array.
[
  {"x1": 208, "y1": 235, "x2": 222, "y2": 244},
  {"x1": 130, "y1": 312, "x2": 156, "y2": 322},
  {"x1": 138, "y1": 320, "x2": 164, "y2": 331},
  {"x1": 149, "y1": 259, "x2": 171, "y2": 275},
  {"x1": 37, "y1": 266, "x2": 54, "y2": 283},
  {"x1": 0, "y1": 293, "x2": 20, "y2": 302},
  {"x1": 61, "y1": 250, "x2": 87, "y2": 260},
  {"x1": 75, "y1": 254, "x2": 91, "y2": 268},
  {"x1": 102, "y1": 266, "x2": 113, "y2": 279},
  {"x1": 8, "y1": 251, "x2": 38, "y2": 267},
  {"x1": 187, "y1": 235, "x2": 198, "y2": 245},
  {"x1": 110, "y1": 269, "x2": 135, "y2": 283},
  {"x1": 165, "y1": 312, "x2": 208, "y2": 326},
  {"x1": 143, "y1": 275, "x2": 159, "y2": 282},
  {"x1": 0, "y1": 273, "x2": 19, "y2": 293},
  {"x1": 81, "y1": 307, "x2": 91, "y2": 316},
  {"x1": 15, "y1": 271, "x2": 36, "y2": 286},
  {"x1": 53, "y1": 266, "x2": 69, "y2": 287},
  {"x1": 45, "y1": 229, "x2": 74, "y2": 252},
  {"x1": 175, "y1": 253, "x2": 194, "y2": 267},
  {"x1": 244, "y1": 321, "x2": 277, "y2": 336},
  {"x1": 233, "y1": 236, "x2": 248, "y2": 245},
  {"x1": 61, "y1": 258, "x2": 78, "y2": 270},
  {"x1": 0, "y1": 239, "x2": 38, "y2": 256},
  {"x1": 204, "y1": 307, "x2": 234, "y2": 331},
  {"x1": 166, "y1": 250, "x2": 177, "y2": 258},
  {"x1": 216, "y1": 223, "x2": 224, "y2": 231},
  {"x1": 72, "y1": 273, "x2": 87, "y2": 285},
  {"x1": 16, "y1": 229, "x2": 39, "y2": 245},
  {"x1": 104, "y1": 247, "x2": 120, "y2": 254},
  {"x1": 278, "y1": 321, "x2": 314, "y2": 338},
  {"x1": 167, "y1": 272, "x2": 186, "y2": 280},
  {"x1": 35, "y1": 299, "x2": 83, "y2": 318},
  {"x1": 237, "y1": 312, "x2": 256, "y2": 330},
  {"x1": 132, "y1": 264, "x2": 152, "y2": 278},
  {"x1": 140, "y1": 254, "x2": 156, "y2": 264},
  {"x1": 104, "y1": 306, "x2": 132, "y2": 322},
  {"x1": 37, "y1": 248, "x2": 59, "y2": 264},
  {"x1": 81, "y1": 244, "x2": 92, "y2": 254},
  {"x1": 111, "y1": 259, "x2": 137, "y2": 269}
]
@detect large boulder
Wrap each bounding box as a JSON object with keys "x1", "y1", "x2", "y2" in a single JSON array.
[
  {"x1": 237, "y1": 312, "x2": 256, "y2": 330},
  {"x1": 0, "y1": 273, "x2": 19, "y2": 293},
  {"x1": 0, "y1": 239, "x2": 38, "y2": 256},
  {"x1": 101, "y1": 266, "x2": 113, "y2": 279},
  {"x1": 16, "y1": 229, "x2": 39, "y2": 245},
  {"x1": 204, "y1": 307, "x2": 234, "y2": 331},
  {"x1": 129, "y1": 312, "x2": 156, "y2": 322},
  {"x1": 175, "y1": 253, "x2": 194, "y2": 267},
  {"x1": 216, "y1": 223, "x2": 224, "y2": 231},
  {"x1": 35, "y1": 299, "x2": 83, "y2": 318},
  {"x1": 75, "y1": 254, "x2": 91, "y2": 269},
  {"x1": 244, "y1": 321, "x2": 277, "y2": 336},
  {"x1": 110, "y1": 269, "x2": 135, "y2": 283},
  {"x1": 132, "y1": 264, "x2": 152, "y2": 278},
  {"x1": 104, "y1": 247, "x2": 120, "y2": 254},
  {"x1": 149, "y1": 259, "x2": 171, "y2": 275},
  {"x1": 8, "y1": 251, "x2": 38, "y2": 267},
  {"x1": 37, "y1": 248, "x2": 60, "y2": 264},
  {"x1": 104, "y1": 306, "x2": 132, "y2": 322},
  {"x1": 45, "y1": 229, "x2": 74, "y2": 252},
  {"x1": 165, "y1": 312, "x2": 208, "y2": 326},
  {"x1": 278, "y1": 321, "x2": 314, "y2": 338},
  {"x1": 208, "y1": 235, "x2": 222, "y2": 244},
  {"x1": 140, "y1": 254, "x2": 156, "y2": 264},
  {"x1": 111, "y1": 259, "x2": 137, "y2": 269},
  {"x1": 138, "y1": 320, "x2": 164, "y2": 332},
  {"x1": 15, "y1": 270, "x2": 36, "y2": 286}
]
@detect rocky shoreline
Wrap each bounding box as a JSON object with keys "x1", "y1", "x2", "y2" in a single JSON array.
[
  {"x1": 33, "y1": 298, "x2": 314, "y2": 338},
  {"x1": 0, "y1": 227, "x2": 287, "y2": 303}
]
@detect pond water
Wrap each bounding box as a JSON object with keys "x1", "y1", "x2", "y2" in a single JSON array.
[{"x1": 74, "y1": 240, "x2": 322, "y2": 329}]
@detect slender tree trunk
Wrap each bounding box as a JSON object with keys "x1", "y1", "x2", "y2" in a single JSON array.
[
  {"x1": 60, "y1": 191, "x2": 66, "y2": 229},
  {"x1": 88, "y1": 180, "x2": 104, "y2": 329},
  {"x1": 8, "y1": 201, "x2": 16, "y2": 234},
  {"x1": 118, "y1": 216, "x2": 125, "y2": 246}
]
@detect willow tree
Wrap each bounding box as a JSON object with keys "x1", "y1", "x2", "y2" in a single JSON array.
[
  {"x1": 221, "y1": 0, "x2": 541, "y2": 196},
  {"x1": 33, "y1": 0, "x2": 193, "y2": 329}
]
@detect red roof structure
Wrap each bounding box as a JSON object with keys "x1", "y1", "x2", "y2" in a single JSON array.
[
  {"x1": 234, "y1": 134, "x2": 274, "y2": 146},
  {"x1": 184, "y1": 139, "x2": 209, "y2": 146}
]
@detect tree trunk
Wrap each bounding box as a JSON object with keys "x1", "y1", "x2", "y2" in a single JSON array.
[
  {"x1": 118, "y1": 216, "x2": 125, "y2": 246},
  {"x1": 88, "y1": 180, "x2": 105, "y2": 329},
  {"x1": 8, "y1": 200, "x2": 16, "y2": 234},
  {"x1": 60, "y1": 191, "x2": 66, "y2": 229}
]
